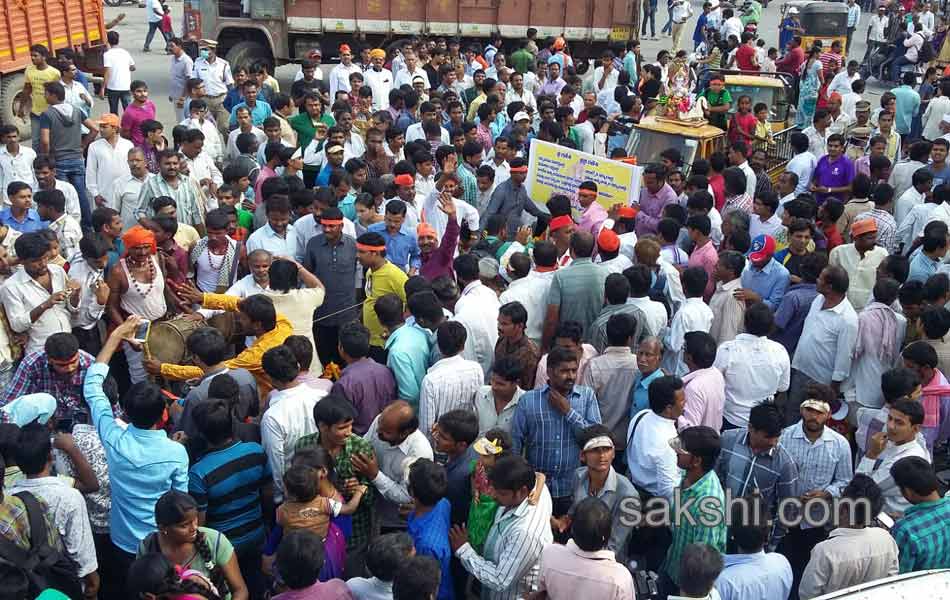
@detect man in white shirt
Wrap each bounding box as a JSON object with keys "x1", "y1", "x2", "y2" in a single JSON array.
[
  {"x1": 0, "y1": 232, "x2": 77, "y2": 354},
  {"x1": 627, "y1": 374, "x2": 684, "y2": 501},
  {"x1": 868, "y1": 7, "x2": 889, "y2": 52},
  {"x1": 592, "y1": 51, "x2": 620, "y2": 92},
  {"x1": 499, "y1": 242, "x2": 558, "y2": 345},
  {"x1": 109, "y1": 147, "x2": 149, "y2": 229},
  {"x1": 855, "y1": 397, "x2": 930, "y2": 517},
  {"x1": 453, "y1": 253, "x2": 500, "y2": 379},
  {"x1": 802, "y1": 110, "x2": 831, "y2": 158},
  {"x1": 192, "y1": 39, "x2": 234, "y2": 136},
  {"x1": 828, "y1": 61, "x2": 860, "y2": 98},
  {"x1": 329, "y1": 44, "x2": 363, "y2": 100},
  {"x1": 364, "y1": 49, "x2": 393, "y2": 111},
  {"x1": 180, "y1": 99, "x2": 225, "y2": 163},
  {"x1": 787, "y1": 132, "x2": 818, "y2": 195},
  {"x1": 0, "y1": 125, "x2": 37, "y2": 195},
  {"x1": 729, "y1": 144, "x2": 758, "y2": 200},
  {"x1": 670, "y1": 0, "x2": 693, "y2": 51},
  {"x1": 100, "y1": 30, "x2": 136, "y2": 114},
  {"x1": 890, "y1": 143, "x2": 932, "y2": 208},
  {"x1": 715, "y1": 303, "x2": 790, "y2": 429},
  {"x1": 246, "y1": 195, "x2": 296, "y2": 256},
  {"x1": 721, "y1": 8, "x2": 743, "y2": 42},
  {"x1": 394, "y1": 49, "x2": 428, "y2": 89},
  {"x1": 922, "y1": 79, "x2": 950, "y2": 142},
  {"x1": 624, "y1": 264, "x2": 668, "y2": 338},
  {"x1": 179, "y1": 128, "x2": 223, "y2": 201},
  {"x1": 419, "y1": 321, "x2": 483, "y2": 441},
  {"x1": 85, "y1": 113, "x2": 133, "y2": 209},
  {"x1": 259, "y1": 345, "x2": 324, "y2": 502},
  {"x1": 405, "y1": 102, "x2": 450, "y2": 145},
  {"x1": 354, "y1": 401, "x2": 434, "y2": 529}
]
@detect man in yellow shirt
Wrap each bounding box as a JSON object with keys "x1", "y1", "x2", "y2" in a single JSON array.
[
  {"x1": 23, "y1": 45, "x2": 61, "y2": 149},
  {"x1": 143, "y1": 281, "x2": 292, "y2": 402},
  {"x1": 357, "y1": 231, "x2": 408, "y2": 355}
]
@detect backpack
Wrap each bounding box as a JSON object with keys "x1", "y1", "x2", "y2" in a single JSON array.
[
  {"x1": 471, "y1": 237, "x2": 504, "y2": 261},
  {"x1": 0, "y1": 492, "x2": 83, "y2": 600},
  {"x1": 918, "y1": 37, "x2": 936, "y2": 64}
]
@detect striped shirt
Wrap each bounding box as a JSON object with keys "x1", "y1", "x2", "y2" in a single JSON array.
[
  {"x1": 511, "y1": 385, "x2": 602, "y2": 498},
  {"x1": 662, "y1": 470, "x2": 727, "y2": 585},
  {"x1": 779, "y1": 421, "x2": 853, "y2": 528},
  {"x1": 188, "y1": 440, "x2": 271, "y2": 551},
  {"x1": 456, "y1": 484, "x2": 554, "y2": 600},
  {"x1": 408, "y1": 498, "x2": 455, "y2": 600},
  {"x1": 891, "y1": 497, "x2": 950, "y2": 573},
  {"x1": 419, "y1": 354, "x2": 484, "y2": 443},
  {"x1": 715, "y1": 428, "x2": 799, "y2": 549}
]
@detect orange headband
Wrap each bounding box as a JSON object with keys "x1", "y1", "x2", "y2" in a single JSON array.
[
  {"x1": 394, "y1": 173, "x2": 415, "y2": 186},
  {"x1": 578, "y1": 189, "x2": 597, "y2": 197},
  {"x1": 510, "y1": 166, "x2": 528, "y2": 173},
  {"x1": 122, "y1": 225, "x2": 157, "y2": 255},
  {"x1": 357, "y1": 243, "x2": 386, "y2": 252},
  {"x1": 320, "y1": 218, "x2": 344, "y2": 225},
  {"x1": 48, "y1": 353, "x2": 79, "y2": 365},
  {"x1": 550, "y1": 215, "x2": 573, "y2": 231}
]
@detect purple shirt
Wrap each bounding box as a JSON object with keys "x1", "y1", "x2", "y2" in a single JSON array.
[
  {"x1": 636, "y1": 183, "x2": 677, "y2": 236},
  {"x1": 120, "y1": 100, "x2": 157, "y2": 148},
  {"x1": 771, "y1": 282, "x2": 819, "y2": 356},
  {"x1": 420, "y1": 215, "x2": 459, "y2": 281},
  {"x1": 539, "y1": 77, "x2": 567, "y2": 97},
  {"x1": 812, "y1": 154, "x2": 855, "y2": 204},
  {"x1": 330, "y1": 357, "x2": 397, "y2": 434}
]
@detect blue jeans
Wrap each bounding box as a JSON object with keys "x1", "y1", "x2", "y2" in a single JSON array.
[
  {"x1": 55, "y1": 157, "x2": 91, "y2": 227},
  {"x1": 642, "y1": 2, "x2": 657, "y2": 36},
  {"x1": 106, "y1": 89, "x2": 131, "y2": 114},
  {"x1": 890, "y1": 55, "x2": 914, "y2": 83},
  {"x1": 143, "y1": 21, "x2": 167, "y2": 50},
  {"x1": 662, "y1": 0, "x2": 673, "y2": 34}
]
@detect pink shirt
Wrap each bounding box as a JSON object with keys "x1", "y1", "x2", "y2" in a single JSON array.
[
  {"x1": 678, "y1": 367, "x2": 725, "y2": 431},
  {"x1": 538, "y1": 540, "x2": 636, "y2": 599},
  {"x1": 273, "y1": 579, "x2": 354, "y2": 600},
  {"x1": 120, "y1": 100, "x2": 157, "y2": 148},
  {"x1": 578, "y1": 201, "x2": 608, "y2": 236},
  {"x1": 688, "y1": 239, "x2": 719, "y2": 301},
  {"x1": 254, "y1": 165, "x2": 279, "y2": 203}
]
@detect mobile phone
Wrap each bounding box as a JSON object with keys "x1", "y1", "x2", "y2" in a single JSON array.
[{"x1": 133, "y1": 320, "x2": 151, "y2": 344}]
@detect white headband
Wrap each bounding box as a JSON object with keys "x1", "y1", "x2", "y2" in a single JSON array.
[{"x1": 583, "y1": 436, "x2": 615, "y2": 452}]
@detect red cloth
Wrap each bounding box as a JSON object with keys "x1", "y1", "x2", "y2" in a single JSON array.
[
  {"x1": 728, "y1": 111, "x2": 758, "y2": 145},
  {"x1": 819, "y1": 220, "x2": 843, "y2": 251},
  {"x1": 122, "y1": 225, "x2": 156, "y2": 255},
  {"x1": 736, "y1": 45, "x2": 759, "y2": 71},
  {"x1": 775, "y1": 46, "x2": 805, "y2": 74},
  {"x1": 709, "y1": 173, "x2": 726, "y2": 211}
]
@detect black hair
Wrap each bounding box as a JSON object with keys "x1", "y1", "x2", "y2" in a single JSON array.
[
  {"x1": 339, "y1": 321, "x2": 371, "y2": 359},
  {"x1": 604, "y1": 272, "x2": 631, "y2": 305},
  {"x1": 283, "y1": 463, "x2": 319, "y2": 503},
  {"x1": 374, "y1": 293, "x2": 405, "y2": 329},
  {"x1": 14, "y1": 423, "x2": 51, "y2": 476},
  {"x1": 186, "y1": 327, "x2": 229, "y2": 366},
  {"x1": 14, "y1": 232, "x2": 49, "y2": 261},
  {"x1": 487, "y1": 454, "x2": 535, "y2": 492},
  {"x1": 748, "y1": 403, "x2": 783, "y2": 437},
  {"x1": 680, "y1": 266, "x2": 708, "y2": 298},
  {"x1": 491, "y1": 356, "x2": 523, "y2": 384},
  {"x1": 890, "y1": 456, "x2": 939, "y2": 496},
  {"x1": 284, "y1": 336, "x2": 314, "y2": 373},
  {"x1": 902, "y1": 340, "x2": 939, "y2": 369},
  {"x1": 240, "y1": 294, "x2": 278, "y2": 331},
  {"x1": 679, "y1": 544, "x2": 724, "y2": 597},
  {"x1": 684, "y1": 331, "x2": 717, "y2": 369},
  {"x1": 393, "y1": 556, "x2": 442, "y2": 600},
  {"x1": 123, "y1": 381, "x2": 167, "y2": 429},
  {"x1": 436, "y1": 409, "x2": 478, "y2": 445},
  {"x1": 840, "y1": 474, "x2": 884, "y2": 526},
  {"x1": 881, "y1": 367, "x2": 921, "y2": 403},
  {"x1": 743, "y1": 302, "x2": 774, "y2": 337},
  {"x1": 408, "y1": 458, "x2": 448, "y2": 506},
  {"x1": 891, "y1": 397, "x2": 926, "y2": 425},
  {"x1": 605, "y1": 313, "x2": 636, "y2": 347},
  {"x1": 453, "y1": 253, "x2": 480, "y2": 283},
  {"x1": 262, "y1": 345, "x2": 301, "y2": 384},
  {"x1": 127, "y1": 553, "x2": 223, "y2": 600},
  {"x1": 277, "y1": 530, "x2": 326, "y2": 590},
  {"x1": 155, "y1": 491, "x2": 228, "y2": 595},
  {"x1": 312, "y1": 393, "x2": 357, "y2": 428},
  {"x1": 729, "y1": 499, "x2": 769, "y2": 552},
  {"x1": 571, "y1": 497, "x2": 613, "y2": 552},
  {"x1": 499, "y1": 301, "x2": 528, "y2": 326},
  {"x1": 436, "y1": 321, "x2": 467, "y2": 356},
  {"x1": 648, "y1": 375, "x2": 683, "y2": 414},
  {"x1": 365, "y1": 532, "x2": 414, "y2": 582},
  {"x1": 193, "y1": 399, "x2": 235, "y2": 446},
  {"x1": 44, "y1": 332, "x2": 79, "y2": 361},
  {"x1": 624, "y1": 264, "x2": 653, "y2": 296},
  {"x1": 873, "y1": 278, "x2": 901, "y2": 307}
]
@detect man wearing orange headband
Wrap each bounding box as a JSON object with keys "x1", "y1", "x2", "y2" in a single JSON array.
[
  {"x1": 329, "y1": 43, "x2": 362, "y2": 101},
  {"x1": 418, "y1": 192, "x2": 460, "y2": 281},
  {"x1": 576, "y1": 181, "x2": 608, "y2": 237},
  {"x1": 481, "y1": 156, "x2": 545, "y2": 237},
  {"x1": 356, "y1": 231, "x2": 408, "y2": 350}
]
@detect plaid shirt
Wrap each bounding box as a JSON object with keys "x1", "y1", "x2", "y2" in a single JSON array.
[
  {"x1": 661, "y1": 470, "x2": 728, "y2": 585},
  {"x1": 716, "y1": 428, "x2": 799, "y2": 549},
  {"x1": 294, "y1": 432, "x2": 376, "y2": 550},
  {"x1": 891, "y1": 497, "x2": 950, "y2": 573},
  {"x1": 2, "y1": 350, "x2": 95, "y2": 420},
  {"x1": 867, "y1": 208, "x2": 898, "y2": 254},
  {"x1": 0, "y1": 493, "x2": 61, "y2": 551},
  {"x1": 457, "y1": 162, "x2": 479, "y2": 209}
]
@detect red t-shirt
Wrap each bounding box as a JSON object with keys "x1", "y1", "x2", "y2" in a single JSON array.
[
  {"x1": 729, "y1": 111, "x2": 758, "y2": 145},
  {"x1": 736, "y1": 45, "x2": 759, "y2": 71},
  {"x1": 709, "y1": 173, "x2": 726, "y2": 211}
]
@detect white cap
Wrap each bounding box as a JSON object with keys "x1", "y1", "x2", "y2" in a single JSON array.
[
  {"x1": 514, "y1": 111, "x2": 531, "y2": 122},
  {"x1": 788, "y1": 6, "x2": 799, "y2": 13}
]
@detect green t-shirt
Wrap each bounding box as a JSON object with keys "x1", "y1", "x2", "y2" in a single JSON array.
[
  {"x1": 236, "y1": 208, "x2": 254, "y2": 231},
  {"x1": 700, "y1": 88, "x2": 733, "y2": 129},
  {"x1": 510, "y1": 48, "x2": 535, "y2": 75},
  {"x1": 137, "y1": 527, "x2": 235, "y2": 600}
]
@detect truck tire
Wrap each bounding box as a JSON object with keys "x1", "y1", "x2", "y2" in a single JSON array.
[
  {"x1": 225, "y1": 41, "x2": 274, "y2": 74},
  {"x1": 0, "y1": 73, "x2": 30, "y2": 140}
]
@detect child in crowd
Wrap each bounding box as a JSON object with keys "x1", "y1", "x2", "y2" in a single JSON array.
[
  {"x1": 407, "y1": 459, "x2": 454, "y2": 600},
  {"x1": 753, "y1": 102, "x2": 774, "y2": 150}
]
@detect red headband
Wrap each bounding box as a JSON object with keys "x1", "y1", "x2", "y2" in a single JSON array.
[
  {"x1": 394, "y1": 174, "x2": 415, "y2": 186},
  {"x1": 320, "y1": 218, "x2": 344, "y2": 225},
  {"x1": 510, "y1": 166, "x2": 528, "y2": 173},
  {"x1": 357, "y1": 243, "x2": 386, "y2": 252},
  {"x1": 578, "y1": 189, "x2": 597, "y2": 197},
  {"x1": 549, "y1": 215, "x2": 574, "y2": 231}
]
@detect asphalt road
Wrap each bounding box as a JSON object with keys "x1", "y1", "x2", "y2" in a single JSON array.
[{"x1": 100, "y1": 0, "x2": 888, "y2": 129}]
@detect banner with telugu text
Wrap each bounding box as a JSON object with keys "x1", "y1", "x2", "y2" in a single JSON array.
[{"x1": 525, "y1": 139, "x2": 643, "y2": 214}]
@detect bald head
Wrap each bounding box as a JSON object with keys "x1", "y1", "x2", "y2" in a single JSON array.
[{"x1": 377, "y1": 400, "x2": 418, "y2": 446}]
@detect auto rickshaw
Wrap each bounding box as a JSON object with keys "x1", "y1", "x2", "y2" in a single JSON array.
[
  {"x1": 723, "y1": 72, "x2": 796, "y2": 130},
  {"x1": 781, "y1": 1, "x2": 849, "y2": 56}
]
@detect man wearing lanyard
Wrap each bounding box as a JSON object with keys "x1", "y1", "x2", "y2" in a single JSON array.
[{"x1": 193, "y1": 39, "x2": 235, "y2": 137}]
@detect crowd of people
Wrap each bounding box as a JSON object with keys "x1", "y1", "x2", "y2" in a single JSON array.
[{"x1": 7, "y1": 0, "x2": 950, "y2": 599}]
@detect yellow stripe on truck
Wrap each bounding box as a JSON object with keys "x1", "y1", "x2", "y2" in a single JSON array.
[{"x1": 0, "y1": 30, "x2": 102, "y2": 58}]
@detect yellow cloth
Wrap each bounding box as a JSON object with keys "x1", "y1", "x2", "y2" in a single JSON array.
[
  {"x1": 173, "y1": 223, "x2": 201, "y2": 251},
  {"x1": 466, "y1": 93, "x2": 488, "y2": 122},
  {"x1": 160, "y1": 292, "x2": 293, "y2": 400},
  {"x1": 363, "y1": 262, "x2": 408, "y2": 347},
  {"x1": 25, "y1": 65, "x2": 61, "y2": 116}
]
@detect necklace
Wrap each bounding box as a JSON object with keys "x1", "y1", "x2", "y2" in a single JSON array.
[
  {"x1": 205, "y1": 244, "x2": 227, "y2": 271},
  {"x1": 127, "y1": 257, "x2": 156, "y2": 297}
]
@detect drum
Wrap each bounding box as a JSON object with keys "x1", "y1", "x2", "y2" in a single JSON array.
[
  {"x1": 208, "y1": 312, "x2": 246, "y2": 341},
  {"x1": 145, "y1": 318, "x2": 202, "y2": 365}
]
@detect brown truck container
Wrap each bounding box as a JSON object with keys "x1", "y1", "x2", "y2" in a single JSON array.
[
  {"x1": 184, "y1": 0, "x2": 638, "y2": 71},
  {"x1": 0, "y1": 0, "x2": 107, "y2": 138}
]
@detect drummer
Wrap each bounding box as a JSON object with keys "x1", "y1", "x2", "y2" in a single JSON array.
[
  {"x1": 145, "y1": 280, "x2": 293, "y2": 403},
  {"x1": 196, "y1": 249, "x2": 273, "y2": 348}
]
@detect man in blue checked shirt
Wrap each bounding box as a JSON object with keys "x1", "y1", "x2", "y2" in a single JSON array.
[
  {"x1": 368, "y1": 200, "x2": 421, "y2": 273},
  {"x1": 511, "y1": 344, "x2": 602, "y2": 526}
]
